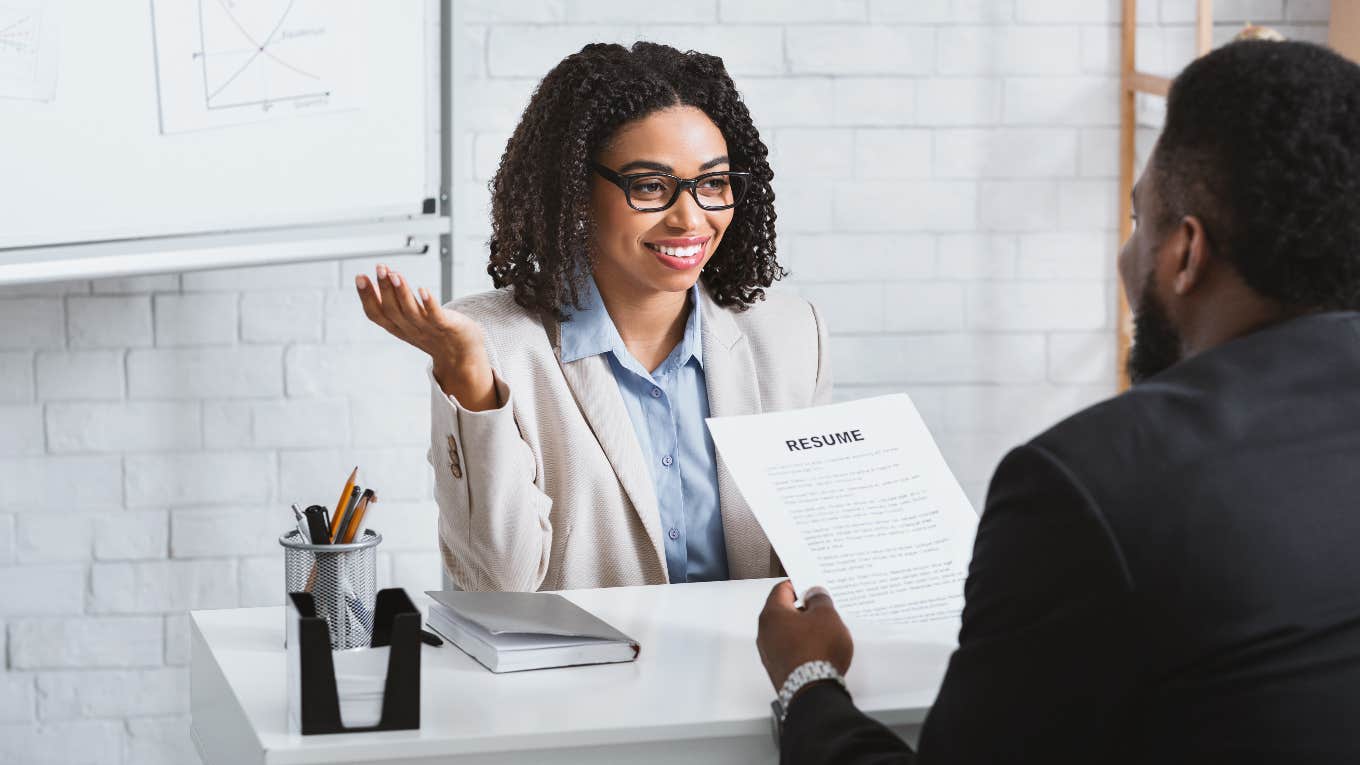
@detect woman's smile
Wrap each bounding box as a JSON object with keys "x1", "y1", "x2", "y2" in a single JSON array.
[{"x1": 644, "y1": 236, "x2": 710, "y2": 270}]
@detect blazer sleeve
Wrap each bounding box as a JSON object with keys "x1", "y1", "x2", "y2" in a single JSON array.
[
  {"x1": 810, "y1": 301, "x2": 833, "y2": 406},
  {"x1": 780, "y1": 443, "x2": 1138, "y2": 765},
  {"x1": 427, "y1": 353, "x2": 555, "y2": 593}
]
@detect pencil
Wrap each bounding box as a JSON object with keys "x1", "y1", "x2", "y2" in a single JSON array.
[
  {"x1": 341, "y1": 490, "x2": 375, "y2": 543},
  {"x1": 334, "y1": 485, "x2": 361, "y2": 544},
  {"x1": 329, "y1": 466, "x2": 358, "y2": 540}
]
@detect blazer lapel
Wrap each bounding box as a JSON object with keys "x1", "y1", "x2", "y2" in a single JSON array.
[
  {"x1": 700, "y1": 292, "x2": 776, "y2": 580},
  {"x1": 547, "y1": 317, "x2": 667, "y2": 575}
]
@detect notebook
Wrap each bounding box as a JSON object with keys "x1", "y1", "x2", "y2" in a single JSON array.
[{"x1": 424, "y1": 590, "x2": 640, "y2": 673}]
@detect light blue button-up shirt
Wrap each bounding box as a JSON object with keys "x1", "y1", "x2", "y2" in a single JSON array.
[{"x1": 559, "y1": 278, "x2": 729, "y2": 583}]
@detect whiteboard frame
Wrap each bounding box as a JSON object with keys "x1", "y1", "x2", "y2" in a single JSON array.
[
  {"x1": 438, "y1": 0, "x2": 457, "y2": 304},
  {"x1": 0, "y1": 0, "x2": 451, "y2": 288}
]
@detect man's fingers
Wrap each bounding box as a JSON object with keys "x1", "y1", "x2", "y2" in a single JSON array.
[
  {"x1": 802, "y1": 586, "x2": 835, "y2": 611},
  {"x1": 764, "y1": 580, "x2": 797, "y2": 612}
]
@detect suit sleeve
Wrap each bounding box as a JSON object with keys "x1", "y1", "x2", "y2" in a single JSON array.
[
  {"x1": 427, "y1": 349, "x2": 555, "y2": 592},
  {"x1": 781, "y1": 443, "x2": 1137, "y2": 765},
  {"x1": 781, "y1": 681, "x2": 915, "y2": 765}
]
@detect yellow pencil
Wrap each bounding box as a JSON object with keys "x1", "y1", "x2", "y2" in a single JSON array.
[{"x1": 329, "y1": 466, "x2": 358, "y2": 541}]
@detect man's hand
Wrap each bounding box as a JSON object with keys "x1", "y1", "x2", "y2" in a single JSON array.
[{"x1": 756, "y1": 580, "x2": 854, "y2": 691}]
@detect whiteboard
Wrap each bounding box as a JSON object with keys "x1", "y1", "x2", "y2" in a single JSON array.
[{"x1": 0, "y1": 0, "x2": 446, "y2": 282}]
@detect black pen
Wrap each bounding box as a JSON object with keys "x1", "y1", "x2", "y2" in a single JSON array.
[{"x1": 303, "y1": 505, "x2": 331, "y2": 544}]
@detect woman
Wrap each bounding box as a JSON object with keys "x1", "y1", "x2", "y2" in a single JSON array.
[{"x1": 356, "y1": 42, "x2": 830, "y2": 592}]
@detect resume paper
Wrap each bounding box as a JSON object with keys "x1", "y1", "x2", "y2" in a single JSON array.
[{"x1": 706, "y1": 395, "x2": 978, "y2": 639}]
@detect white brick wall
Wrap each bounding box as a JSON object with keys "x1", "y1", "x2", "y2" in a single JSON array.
[
  {"x1": 0, "y1": 298, "x2": 66, "y2": 348},
  {"x1": 153, "y1": 294, "x2": 238, "y2": 347},
  {"x1": 35, "y1": 351, "x2": 124, "y2": 400},
  {"x1": 67, "y1": 296, "x2": 153, "y2": 349},
  {"x1": 10, "y1": 617, "x2": 164, "y2": 668},
  {"x1": 0, "y1": 2, "x2": 1329, "y2": 761}
]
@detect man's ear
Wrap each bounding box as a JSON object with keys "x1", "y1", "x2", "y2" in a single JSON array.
[{"x1": 1171, "y1": 214, "x2": 1210, "y2": 295}]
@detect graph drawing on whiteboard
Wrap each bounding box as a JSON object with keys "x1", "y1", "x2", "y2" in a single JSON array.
[
  {"x1": 0, "y1": 5, "x2": 58, "y2": 102},
  {"x1": 152, "y1": 0, "x2": 356, "y2": 134}
]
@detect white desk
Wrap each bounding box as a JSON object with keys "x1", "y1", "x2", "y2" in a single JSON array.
[{"x1": 191, "y1": 578, "x2": 952, "y2": 765}]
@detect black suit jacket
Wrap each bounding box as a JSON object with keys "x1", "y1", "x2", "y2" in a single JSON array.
[{"x1": 783, "y1": 313, "x2": 1360, "y2": 764}]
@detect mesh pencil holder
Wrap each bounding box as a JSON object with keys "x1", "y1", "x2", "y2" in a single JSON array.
[{"x1": 280, "y1": 529, "x2": 382, "y2": 650}]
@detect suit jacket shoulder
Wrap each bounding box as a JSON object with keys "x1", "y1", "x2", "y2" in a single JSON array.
[
  {"x1": 449, "y1": 287, "x2": 544, "y2": 337},
  {"x1": 1024, "y1": 312, "x2": 1360, "y2": 589},
  {"x1": 727, "y1": 289, "x2": 821, "y2": 342},
  {"x1": 719, "y1": 289, "x2": 827, "y2": 404}
]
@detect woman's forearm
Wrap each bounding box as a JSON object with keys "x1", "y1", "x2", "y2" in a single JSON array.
[{"x1": 432, "y1": 354, "x2": 499, "y2": 412}]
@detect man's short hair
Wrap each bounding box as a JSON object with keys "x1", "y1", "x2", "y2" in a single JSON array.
[{"x1": 1155, "y1": 40, "x2": 1360, "y2": 311}]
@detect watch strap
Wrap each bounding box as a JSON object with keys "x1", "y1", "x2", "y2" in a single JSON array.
[{"x1": 775, "y1": 659, "x2": 846, "y2": 722}]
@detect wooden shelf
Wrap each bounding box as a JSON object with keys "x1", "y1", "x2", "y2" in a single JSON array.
[
  {"x1": 1117, "y1": 0, "x2": 1212, "y2": 390},
  {"x1": 1125, "y1": 71, "x2": 1171, "y2": 97},
  {"x1": 1332, "y1": 1, "x2": 1360, "y2": 62}
]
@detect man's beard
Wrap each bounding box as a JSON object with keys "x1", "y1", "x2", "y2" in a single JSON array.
[{"x1": 1127, "y1": 273, "x2": 1183, "y2": 384}]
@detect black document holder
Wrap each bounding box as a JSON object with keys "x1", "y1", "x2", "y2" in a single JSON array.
[{"x1": 287, "y1": 588, "x2": 421, "y2": 734}]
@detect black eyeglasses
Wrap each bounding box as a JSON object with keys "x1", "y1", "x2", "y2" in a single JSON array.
[{"x1": 592, "y1": 163, "x2": 752, "y2": 212}]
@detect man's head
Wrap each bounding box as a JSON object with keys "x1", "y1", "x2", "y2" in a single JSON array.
[{"x1": 1119, "y1": 40, "x2": 1360, "y2": 383}]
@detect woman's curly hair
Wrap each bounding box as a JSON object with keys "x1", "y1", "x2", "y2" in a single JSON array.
[{"x1": 486, "y1": 41, "x2": 781, "y2": 319}]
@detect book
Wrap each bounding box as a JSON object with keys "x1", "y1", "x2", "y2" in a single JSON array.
[{"x1": 424, "y1": 590, "x2": 640, "y2": 673}]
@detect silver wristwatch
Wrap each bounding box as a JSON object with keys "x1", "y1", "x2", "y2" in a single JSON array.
[
  {"x1": 775, "y1": 659, "x2": 846, "y2": 723},
  {"x1": 769, "y1": 660, "x2": 848, "y2": 748}
]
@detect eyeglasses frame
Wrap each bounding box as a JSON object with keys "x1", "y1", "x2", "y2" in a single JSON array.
[{"x1": 591, "y1": 163, "x2": 752, "y2": 213}]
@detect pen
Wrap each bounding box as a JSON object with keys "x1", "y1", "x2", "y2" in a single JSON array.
[
  {"x1": 291, "y1": 504, "x2": 311, "y2": 543},
  {"x1": 340, "y1": 490, "x2": 375, "y2": 544},
  {"x1": 346, "y1": 591, "x2": 372, "y2": 631},
  {"x1": 336, "y1": 485, "x2": 362, "y2": 542},
  {"x1": 303, "y1": 505, "x2": 331, "y2": 545}
]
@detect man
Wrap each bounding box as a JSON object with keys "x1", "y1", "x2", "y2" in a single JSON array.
[{"x1": 756, "y1": 40, "x2": 1360, "y2": 764}]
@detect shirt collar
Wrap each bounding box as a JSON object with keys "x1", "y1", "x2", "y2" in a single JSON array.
[{"x1": 559, "y1": 276, "x2": 704, "y2": 370}]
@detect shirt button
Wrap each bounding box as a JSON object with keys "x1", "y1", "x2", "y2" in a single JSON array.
[
  {"x1": 668, "y1": 528, "x2": 680, "y2": 540},
  {"x1": 661, "y1": 454, "x2": 673, "y2": 467},
  {"x1": 650, "y1": 387, "x2": 662, "y2": 398}
]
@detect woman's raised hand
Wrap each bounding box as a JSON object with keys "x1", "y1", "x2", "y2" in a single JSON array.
[{"x1": 355, "y1": 265, "x2": 499, "y2": 411}]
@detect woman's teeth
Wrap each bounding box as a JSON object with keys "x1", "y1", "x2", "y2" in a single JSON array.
[{"x1": 648, "y1": 243, "x2": 703, "y2": 258}]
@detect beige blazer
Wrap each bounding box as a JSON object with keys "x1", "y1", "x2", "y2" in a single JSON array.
[{"x1": 428, "y1": 285, "x2": 831, "y2": 592}]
